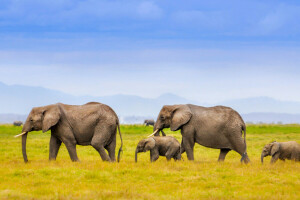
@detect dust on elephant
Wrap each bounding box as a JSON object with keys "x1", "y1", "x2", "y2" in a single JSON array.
[
  {"x1": 15, "y1": 102, "x2": 123, "y2": 163},
  {"x1": 149, "y1": 104, "x2": 250, "y2": 163},
  {"x1": 261, "y1": 141, "x2": 300, "y2": 163},
  {"x1": 135, "y1": 136, "x2": 181, "y2": 162}
]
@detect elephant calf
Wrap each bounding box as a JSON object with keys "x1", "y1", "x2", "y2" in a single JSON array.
[
  {"x1": 135, "y1": 136, "x2": 181, "y2": 162},
  {"x1": 261, "y1": 141, "x2": 300, "y2": 163}
]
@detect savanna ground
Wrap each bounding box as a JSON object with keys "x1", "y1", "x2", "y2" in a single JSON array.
[{"x1": 0, "y1": 124, "x2": 299, "y2": 200}]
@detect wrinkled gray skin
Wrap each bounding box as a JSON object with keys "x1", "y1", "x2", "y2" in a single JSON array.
[
  {"x1": 135, "y1": 136, "x2": 181, "y2": 162},
  {"x1": 143, "y1": 119, "x2": 155, "y2": 126},
  {"x1": 13, "y1": 121, "x2": 23, "y2": 126},
  {"x1": 21, "y1": 102, "x2": 123, "y2": 163},
  {"x1": 153, "y1": 104, "x2": 250, "y2": 163},
  {"x1": 261, "y1": 141, "x2": 300, "y2": 164}
]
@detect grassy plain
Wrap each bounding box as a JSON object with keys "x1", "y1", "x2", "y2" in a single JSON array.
[{"x1": 0, "y1": 124, "x2": 299, "y2": 199}]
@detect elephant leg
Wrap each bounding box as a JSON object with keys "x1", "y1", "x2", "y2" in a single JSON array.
[
  {"x1": 229, "y1": 131, "x2": 250, "y2": 164},
  {"x1": 91, "y1": 139, "x2": 111, "y2": 162},
  {"x1": 165, "y1": 148, "x2": 176, "y2": 161},
  {"x1": 92, "y1": 125, "x2": 114, "y2": 162},
  {"x1": 64, "y1": 141, "x2": 79, "y2": 162},
  {"x1": 150, "y1": 149, "x2": 159, "y2": 162},
  {"x1": 151, "y1": 154, "x2": 159, "y2": 162},
  {"x1": 92, "y1": 142, "x2": 111, "y2": 162},
  {"x1": 291, "y1": 152, "x2": 298, "y2": 161},
  {"x1": 182, "y1": 136, "x2": 195, "y2": 160},
  {"x1": 105, "y1": 136, "x2": 116, "y2": 162},
  {"x1": 180, "y1": 140, "x2": 185, "y2": 154},
  {"x1": 271, "y1": 153, "x2": 280, "y2": 164},
  {"x1": 49, "y1": 134, "x2": 62, "y2": 161},
  {"x1": 174, "y1": 151, "x2": 181, "y2": 161},
  {"x1": 218, "y1": 148, "x2": 231, "y2": 162},
  {"x1": 171, "y1": 148, "x2": 181, "y2": 161}
]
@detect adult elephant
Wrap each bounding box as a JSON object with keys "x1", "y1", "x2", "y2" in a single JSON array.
[
  {"x1": 13, "y1": 121, "x2": 23, "y2": 126},
  {"x1": 149, "y1": 104, "x2": 250, "y2": 163},
  {"x1": 143, "y1": 119, "x2": 155, "y2": 126},
  {"x1": 15, "y1": 102, "x2": 123, "y2": 163}
]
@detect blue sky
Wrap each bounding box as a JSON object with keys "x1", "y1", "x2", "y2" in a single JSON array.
[{"x1": 0, "y1": 0, "x2": 300, "y2": 103}]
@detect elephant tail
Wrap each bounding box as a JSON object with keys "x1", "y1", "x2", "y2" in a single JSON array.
[
  {"x1": 242, "y1": 124, "x2": 247, "y2": 151},
  {"x1": 240, "y1": 124, "x2": 250, "y2": 163},
  {"x1": 117, "y1": 120, "x2": 123, "y2": 162}
]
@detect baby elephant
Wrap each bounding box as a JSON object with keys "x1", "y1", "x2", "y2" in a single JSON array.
[
  {"x1": 261, "y1": 141, "x2": 300, "y2": 163},
  {"x1": 135, "y1": 136, "x2": 181, "y2": 162}
]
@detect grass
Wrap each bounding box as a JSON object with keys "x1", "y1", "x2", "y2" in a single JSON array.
[{"x1": 0, "y1": 124, "x2": 299, "y2": 199}]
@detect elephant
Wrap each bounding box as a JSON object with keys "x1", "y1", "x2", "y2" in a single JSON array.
[
  {"x1": 149, "y1": 104, "x2": 250, "y2": 163},
  {"x1": 15, "y1": 102, "x2": 123, "y2": 163},
  {"x1": 135, "y1": 136, "x2": 181, "y2": 162},
  {"x1": 261, "y1": 141, "x2": 300, "y2": 163},
  {"x1": 13, "y1": 121, "x2": 23, "y2": 126},
  {"x1": 143, "y1": 119, "x2": 155, "y2": 126}
]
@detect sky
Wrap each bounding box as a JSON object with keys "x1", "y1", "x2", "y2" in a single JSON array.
[{"x1": 0, "y1": 0, "x2": 300, "y2": 103}]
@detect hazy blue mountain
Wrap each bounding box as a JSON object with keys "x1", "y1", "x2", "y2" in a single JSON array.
[
  {"x1": 220, "y1": 97, "x2": 300, "y2": 114},
  {"x1": 0, "y1": 82, "x2": 194, "y2": 117},
  {"x1": 0, "y1": 81, "x2": 78, "y2": 114},
  {"x1": 242, "y1": 113, "x2": 300, "y2": 124},
  {"x1": 1, "y1": 82, "x2": 300, "y2": 124},
  {"x1": 0, "y1": 113, "x2": 27, "y2": 124}
]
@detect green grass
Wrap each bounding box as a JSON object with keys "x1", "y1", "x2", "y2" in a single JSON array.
[{"x1": 0, "y1": 124, "x2": 299, "y2": 199}]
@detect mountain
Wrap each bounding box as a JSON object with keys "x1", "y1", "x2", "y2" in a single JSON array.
[
  {"x1": 0, "y1": 81, "x2": 77, "y2": 114},
  {"x1": 1, "y1": 82, "x2": 300, "y2": 124},
  {"x1": 0, "y1": 82, "x2": 194, "y2": 117},
  {"x1": 242, "y1": 113, "x2": 300, "y2": 124},
  {"x1": 94, "y1": 93, "x2": 198, "y2": 117},
  {"x1": 220, "y1": 97, "x2": 300, "y2": 114},
  {"x1": 0, "y1": 113, "x2": 27, "y2": 124}
]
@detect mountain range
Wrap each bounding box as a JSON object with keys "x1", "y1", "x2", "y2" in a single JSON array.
[{"x1": 1, "y1": 81, "x2": 300, "y2": 124}]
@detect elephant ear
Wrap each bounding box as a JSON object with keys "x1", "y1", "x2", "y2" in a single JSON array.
[
  {"x1": 144, "y1": 138, "x2": 155, "y2": 151},
  {"x1": 42, "y1": 105, "x2": 61, "y2": 133},
  {"x1": 170, "y1": 105, "x2": 192, "y2": 131},
  {"x1": 271, "y1": 142, "x2": 280, "y2": 156}
]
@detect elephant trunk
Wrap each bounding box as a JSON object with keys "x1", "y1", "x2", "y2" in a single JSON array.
[
  {"x1": 22, "y1": 132, "x2": 28, "y2": 163},
  {"x1": 261, "y1": 153, "x2": 265, "y2": 163},
  {"x1": 153, "y1": 122, "x2": 164, "y2": 136},
  {"x1": 152, "y1": 123, "x2": 160, "y2": 136},
  {"x1": 135, "y1": 149, "x2": 139, "y2": 162}
]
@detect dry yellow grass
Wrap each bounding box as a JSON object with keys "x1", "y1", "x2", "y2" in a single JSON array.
[{"x1": 0, "y1": 124, "x2": 299, "y2": 199}]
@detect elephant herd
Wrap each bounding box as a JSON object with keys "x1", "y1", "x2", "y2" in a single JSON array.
[{"x1": 15, "y1": 102, "x2": 300, "y2": 164}]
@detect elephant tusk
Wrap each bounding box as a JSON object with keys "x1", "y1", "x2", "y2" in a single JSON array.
[
  {"x1": 147, "y1": 129, "x2": 158, "y2": 137},
  {"x1": 14, "y1": 132, "x2": 27, "y2": 138}
]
